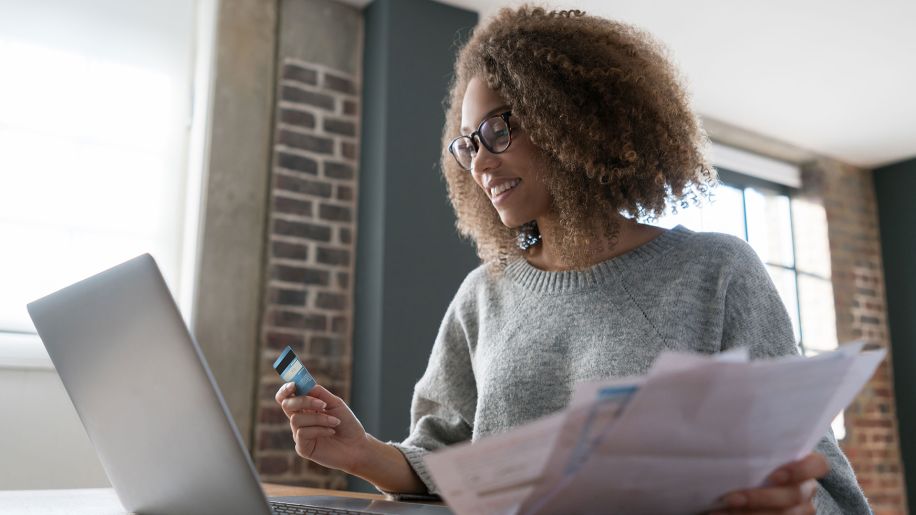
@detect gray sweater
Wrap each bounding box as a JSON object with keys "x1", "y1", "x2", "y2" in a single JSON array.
[{"x1": 389, "y1": 225, "x2": 871, "y2": 513}]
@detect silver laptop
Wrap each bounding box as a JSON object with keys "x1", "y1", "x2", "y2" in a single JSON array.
[{"x1": 27, "y1": 253, "x2": 451, "y2": 515}]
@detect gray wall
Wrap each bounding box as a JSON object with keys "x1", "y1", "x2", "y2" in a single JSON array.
[
  {"x1": 874, "y1": 156, "x2": 916, "y2": 512},
  {"x1": 352, "y1": 0, "x2": 479, "y2": 489}
]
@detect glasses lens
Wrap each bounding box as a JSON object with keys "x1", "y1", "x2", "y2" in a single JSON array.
[
  {"x1": 450, "y1": 137, "x2": 475, "y2": 170},
  {"x1": 480, "y1": 115, "x2": 510, "y2": 153}
]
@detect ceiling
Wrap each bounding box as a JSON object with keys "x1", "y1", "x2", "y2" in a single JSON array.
[{"x1": 342, "y1": 0, "x2": 916, "y2": 169}]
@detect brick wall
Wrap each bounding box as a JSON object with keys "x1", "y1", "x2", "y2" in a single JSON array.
[
  {"x1": 805, "y1": 159, "x2": 908, "y2": 514},
  {"x1": 253, "y1": 59, "x2": 359, "y2": 489}
]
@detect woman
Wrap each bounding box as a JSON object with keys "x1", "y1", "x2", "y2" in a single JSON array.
[{"x1": 276, "y1": 6, "x2": 871, "y2": 514}]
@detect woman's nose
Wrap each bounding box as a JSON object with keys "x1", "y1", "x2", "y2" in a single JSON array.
[{"x1": 471, "y1": 143, "x2": 500, "y2": 174}]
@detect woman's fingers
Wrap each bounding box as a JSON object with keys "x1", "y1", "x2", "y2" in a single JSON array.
[
  {"x1": 280, "y1": 386, "x2": 341, "y2": 460},
  {"x1": 303, "y1": 384, "x2": 344, "y2": 409},
  {"x1": 715, "y1": 454, "x2": 825, "y2": 514},
  {"x1": 274, "y1": 382, "x2": 295, "y2": 404},
  {"x1": 294, "y1": 426, "x2": 337, "y2": 443},
  {"x1": 281, "y1": 394, "x2": 328, "y2": 415},
  {"x1": 720, "y1": 479, "x2": 817, "y2": 510},
  {"x1": 275, "y1": 382, "x2": 331, "y2": 417},
  {"x1": 290, "y1": 411, "x2": 342, "y2": 429},
  {"x1": 768, "y1": 453, "x2": 830, "y2": 486},
  {"x1": 712, "y1": 505, "x2": 815, "y2": 515}
]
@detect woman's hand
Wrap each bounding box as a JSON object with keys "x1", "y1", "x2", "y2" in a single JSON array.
[
  {"x1": 275, "y1": 382, "x2": 428, "y2": 493},
  {"x1": 710, "y1": 453, "x2": 829, "y2": 515},
  {"x1": 275, "y1": 382, "x2": 370, "y2": 474}
]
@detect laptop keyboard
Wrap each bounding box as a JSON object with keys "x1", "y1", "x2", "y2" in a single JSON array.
[{"x1": 269, "y1": 500, "x2": 366, "y2": 515}]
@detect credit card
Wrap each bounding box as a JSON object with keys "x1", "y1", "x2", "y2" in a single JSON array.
[{"x1": 273, "y1": 345, "x2": 317, "y2": 395}]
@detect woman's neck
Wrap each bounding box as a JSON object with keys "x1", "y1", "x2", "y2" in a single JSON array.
[{"x1": 524, "y1": 217, "x2": 666, "y2": 272}]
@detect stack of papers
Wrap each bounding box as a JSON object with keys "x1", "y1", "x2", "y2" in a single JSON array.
[{"x1": 423, "y1": 342, "x2": 885, "y2": 515}]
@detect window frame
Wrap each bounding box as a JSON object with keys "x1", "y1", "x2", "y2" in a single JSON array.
[{"x1": 716, "y1": 167, "x2": 810, "y2": 355}]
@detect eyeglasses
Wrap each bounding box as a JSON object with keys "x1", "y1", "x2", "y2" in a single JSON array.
[{"x1": 447, "y1": 111, "x2": 513, "y2": 171}]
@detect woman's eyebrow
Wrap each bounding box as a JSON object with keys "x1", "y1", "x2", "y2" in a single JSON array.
[{"x1": 460, "y1": 105, "x2": 510, "y2": 133}]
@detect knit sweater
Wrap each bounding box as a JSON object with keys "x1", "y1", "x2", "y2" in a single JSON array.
[{"x1": 388, "y1": 225, "x2": 871, "y2": 514}]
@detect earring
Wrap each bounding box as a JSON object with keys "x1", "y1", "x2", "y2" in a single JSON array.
[{"x1": 517, "y1": 220, "x2": 542, "y2": 250}]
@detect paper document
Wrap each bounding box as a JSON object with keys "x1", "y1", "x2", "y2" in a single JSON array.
[
  {"x1": 424, "y1": 412, "x2": 565, "y2": 515},
  {"x1": 423, "y1": 342, "x2": 884, "y2": 515}
]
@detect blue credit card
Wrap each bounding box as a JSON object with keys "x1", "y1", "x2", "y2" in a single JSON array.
[{"x1": 273, "y1": 345, "x2": 317, "y2": 395}]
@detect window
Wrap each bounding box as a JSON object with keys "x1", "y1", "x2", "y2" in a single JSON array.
[
  {"x1": 657, "y1": 169, "x2": 806, "y2": 347},
  {"x1": 656, "y1": 153, "x2": 844, "y2": 438},
  {"x1": 0, "y1": 0, "x2": 214, "y2": 352}
]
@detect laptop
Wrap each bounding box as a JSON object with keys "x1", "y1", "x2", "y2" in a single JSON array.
[{"x1": 26, "y1": 253, "x2": 452, "y2": 515}]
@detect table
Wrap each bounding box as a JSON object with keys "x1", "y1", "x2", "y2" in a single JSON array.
[{"x1": 0, "y1": 482, "x2": 385, "y2": 514}]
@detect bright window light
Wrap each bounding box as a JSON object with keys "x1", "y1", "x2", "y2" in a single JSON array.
[
  {"x1": 655, "y1": 166, "x2": 846, "y2": 440},
  {"x1": 0, "y1": 0, "x2": 199, "y2": 335}
]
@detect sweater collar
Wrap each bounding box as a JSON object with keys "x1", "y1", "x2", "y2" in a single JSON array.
[{"x1": 504, "y1": 224, "x2": 692, "y2": 294}]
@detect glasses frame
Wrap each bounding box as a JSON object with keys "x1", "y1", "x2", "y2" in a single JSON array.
[{"x1": 448, "y1": 111, "x2": 513, "y2": 171}]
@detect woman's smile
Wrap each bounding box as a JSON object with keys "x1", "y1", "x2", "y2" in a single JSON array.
[{"x1": 490, "y1": 178, "x2": 521, "y2": 205}]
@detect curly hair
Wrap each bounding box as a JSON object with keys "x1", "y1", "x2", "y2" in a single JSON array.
[{"x1": 440, "y1": 5, "x2": 715, "y2": 272}]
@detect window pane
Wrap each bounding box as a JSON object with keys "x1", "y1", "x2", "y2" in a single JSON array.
[
  {"x1": 702, "y1": 184, "x2": 745, "y2": 239},
  {"x1": 798, "y1": 275, "x2": 839, "y2": 353},
  {"x1": 0, "y1": 1, "x2": 196, "y2": 334},
  {"x1": 654, "y1": 199, "x2": 704, "y2": 231},
  {"x1": 766, "y1": 265, "x2": 801, "y2": 344},
  {"x1": 832, "y1": 413, "x2": 846, "y2": 441},
  {"x1": 791, "y1": 196, "x2": 831, "y2": 279},
  {"x1": 746, "y1": 187, "x2": 795, "y2": 268},
  {"x1": 655, "y1": 183, "x2": 744, "y2": 239}
]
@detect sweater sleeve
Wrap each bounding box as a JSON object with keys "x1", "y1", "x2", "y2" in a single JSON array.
[
  {"x1": 382, "y1": 290, "x2": 478, "y2": 498},
  {"x1": 720, "y1": 240, "x2": 872, "y2": 514}
]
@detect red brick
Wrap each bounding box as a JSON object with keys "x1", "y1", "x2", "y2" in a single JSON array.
[
  {"x1": 805, "y1": 161, "x2": 906, "y2": 512},
  {"x1": 256, "y1": 59, "x2": 364, "y2": 487},
  {"x1": 257, "y1": 455, "x2": 290, "y2": 475},
  {"x1": 259, "y1": 406, "x2": 289, "y2": 425},
  {"x1": 258, "y1": 429, "x2": 294, "y2": 451}
]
